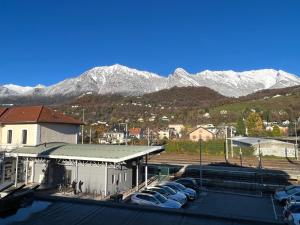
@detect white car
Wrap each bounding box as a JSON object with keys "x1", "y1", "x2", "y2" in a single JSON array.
[
  {"x1": 131, "y1": 192, "x2": 181, "y2": 209},
  {"x1": 160, "y1": 181, "x2": 197, "y2": 200},
  {"x1": 147, "y1": 186, "x2": 187, "y2": 205},
  {"x1": 274, "y1": 186, "x2": 300, "y2": 204}
]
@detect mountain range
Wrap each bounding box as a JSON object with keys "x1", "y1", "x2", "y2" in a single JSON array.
[{"x1": 1, "y1": 64, "x2": 300, "y2": 98}]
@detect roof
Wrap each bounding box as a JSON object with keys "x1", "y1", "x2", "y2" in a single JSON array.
[
  {"x1": 189, "y1": 126, "x2": 215, "y2": 135},
  {"x1": 230, "y1": 137, "x2": 295, "y2": 147},
  {"x1": 0, "y1": 107, "x2": 7, "y2": 117},
  {"x1": 6, "y1": 143, "x2": 164, "y2": 163},
  {"x1": 129, "y1": 128, "x2": 142, "y2": 136},
  {"x1": 0, "y1": 106, "x2": 82, "y2": 125}
]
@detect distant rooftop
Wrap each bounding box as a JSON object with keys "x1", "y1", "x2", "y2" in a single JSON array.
[
  {"x1": 230, "y1": 137, "x2": 295, "y2": 147},
  {"x1": 7, "y1": 143, "x2": 164, "y2": 163}
]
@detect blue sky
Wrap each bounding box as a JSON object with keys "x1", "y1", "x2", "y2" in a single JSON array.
[{"x1": 0, "y1": 0, "x2": 299, "y2": 86}]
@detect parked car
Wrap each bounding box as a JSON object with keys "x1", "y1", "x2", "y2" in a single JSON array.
[
  {"x1": 283, "y1": 203, "x2": 300, "y2": 221},
  {"x1": 174, "y1": 178, "x2": 200, "y2": 192},
  {"x1": 147, "y1": 186, "x2": 187, "y2": 205},
  {"x1": 274, "y1": 187, "x2": 300, "y2": 204},
  {"x1": 286, "y1": 209, "x2": 300, "y2": 225},
  {"x1": 276, "y1": 185, "x2": 300, "y2": 193},
  {"x1": 156, "y1": 185, "x2": 188, "y2": 203},
  {"x1": 131, "y1": 192, "x2": 181, "y2": 209},
  {"x1": 141, "y1": 190, "x2": 183, "y2": 208},
  {"x1": 160, "y1": 181, "x2": 196, "y2": 200}
]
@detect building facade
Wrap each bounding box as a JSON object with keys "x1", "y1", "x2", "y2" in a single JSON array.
[{"x1": 0, "y1": 106, "x2": 82, "y2": 151}]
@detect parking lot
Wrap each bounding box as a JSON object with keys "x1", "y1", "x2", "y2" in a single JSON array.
[
  {"x1": 186, "y1": 190, "x2": 283, "y2": 222},
  {"x1": 127, "y1": 187, "x2": 285, "y2": 224}
]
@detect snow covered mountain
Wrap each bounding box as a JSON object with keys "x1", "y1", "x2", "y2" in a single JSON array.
[{"x1": 0, "y1": 64, "x2": 299, "y2": 98}]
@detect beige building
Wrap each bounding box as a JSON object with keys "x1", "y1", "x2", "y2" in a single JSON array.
[
  {"x1": 0, "y1": 106, "x2": 82, "y2": 151},
  {"x1": 189, "y1": 126, "x2": 216, "y2": 142}
]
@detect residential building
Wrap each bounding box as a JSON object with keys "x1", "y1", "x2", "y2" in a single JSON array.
[
  {"x1": 103, "y1": 131, "x2": 126, "y2": 144},
  {"x1": 168, "y1": 124, "x2": 185, "y2": 138},
  {"x1": 0, "y1": 106, "x2": 82, "y2": 151},
  {"x1": 129, "y1": 128, "x2": 142, "y2": 139},
  {"x1": 189, "y1": 126, "x2": 216, "y2": 142},
  {"x1": 158, "y1": 130, "x2": 170, "y2": 140}
]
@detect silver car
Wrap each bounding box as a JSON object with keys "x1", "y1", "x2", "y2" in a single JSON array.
[
  {"x1": 147, "y1": 186, "x2": 187, "y2": 205},
  {"x1": 161, "y1": 181, "x2": 197, "y2": 200},
  {"x1": 131, "y1": 192, "x2": 181, "y2": 209}
]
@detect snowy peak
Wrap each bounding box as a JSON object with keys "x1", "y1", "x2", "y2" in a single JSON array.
[{"x1": 0, "y1": 65, "x2": 299, "y2": 98}]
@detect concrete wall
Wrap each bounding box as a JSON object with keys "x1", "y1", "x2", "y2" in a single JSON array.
[
  {"x1": 0, "y1": 124, "x2": 39, "y2": 148},
  {"x1": 40, "y1": 123, "x2": 79, "y2": 144}
]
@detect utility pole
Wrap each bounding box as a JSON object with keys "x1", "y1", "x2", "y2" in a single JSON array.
[
  {"x1": 295, "y1": 120, "x2": 298, "y2": 160},
  {"x1": 147, "y1": 128, "x2": 150, "y2": 146},
  {"x1": 199, "y1": 138, "x2": 203, "y2": 190},
  {"x1": 230, "y1": 126, "x2": 233, "y2": 158},
  {"x1": 89, "y1": 126, "x2": 92, "y2": 144},
  {"x1": 258, "y1": 140, "x2": 262, "y2": 169},
  {"x1": 125, "y1": 123, "x2": 128, "y2": 146},
  {"x1": 81, "y1": 109, "x2": 85, "y2": 144},
  {"x1": 225, "y1": 126, "x2": 228, "y2": 162}
]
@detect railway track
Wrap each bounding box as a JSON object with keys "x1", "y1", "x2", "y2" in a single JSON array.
[{"x1": 149, "y1": 152, "x2": 300, "y2": 175}]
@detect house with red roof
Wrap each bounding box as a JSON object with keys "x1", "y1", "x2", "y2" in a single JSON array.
[
  {"x1": 129, "y1": 127, "x2": 142, "y2": 139},
  {"x1": 0, "y1": 106, "x2": 82, "y2": 150}
]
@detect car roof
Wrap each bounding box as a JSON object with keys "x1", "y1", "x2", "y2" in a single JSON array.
[{"x1": 135, "y1": 192, "x2": 155, "y2": 197}]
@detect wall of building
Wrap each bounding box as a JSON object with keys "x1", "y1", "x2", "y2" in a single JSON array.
[
  {"x1": 254, "y1": 143, "x2": 297, "y2": 158},
  {"x1": 40, "y1": 123, "x2": 79, "y2": 144},
  {"x1": 29, "y1": 159, "x2": 134, "y2": 196},
  {"x1": 189, "y1": 128, "x2": 215, "y2": 142},
  {"x1": 0, "y1": 124, "x2": 39, "y2": 149}
]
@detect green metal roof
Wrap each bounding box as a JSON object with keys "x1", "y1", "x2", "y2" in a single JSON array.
[{"x1": 7, "y1": 143, "x2": 164, "y2": 163}]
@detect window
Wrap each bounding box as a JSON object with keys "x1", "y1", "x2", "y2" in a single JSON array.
[
  {"x1": 22, "y1": 130, "x2": 28, "y2": 145},
  {"x1": 124, "y1": 172, "x2": 127, "y2": 182},
  {"x1": 112, "y1": 174, "x2": 115, "y2": 184},
  {"x1": 7, "y1": 130, "x2": 12, "y2": 144}
]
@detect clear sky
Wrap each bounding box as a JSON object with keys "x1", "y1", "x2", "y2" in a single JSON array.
[{"x1": 0, "y1": 0, "x2": 299, "y2": 86}]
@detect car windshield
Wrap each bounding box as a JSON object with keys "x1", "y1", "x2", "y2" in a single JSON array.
[
  {"x1": 286, "y1": 189, "x2": 300, "y2": 195},
  {"x1": 161, "y1": 186, "x2": 176, "y2": 195},
  {"x1": 155, "y1": 194, "x2": 167, "y2": 203},
  {"x1": 167, "y1": 184, "x2": 182, "y2": 191},
  {"x1": 173, "y1": 183, "x2": 186, "y2": 190},
  {"x1": 285, "y1": 186, "x2": 296, "y2": 191},
  {"x1": 153, "y1": 188, "x2": 168, "y2": 195}
]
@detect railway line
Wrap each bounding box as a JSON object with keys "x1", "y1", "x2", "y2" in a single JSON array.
[{"x1": 149, "y1": 152, "x2": 300, "y2": 171}]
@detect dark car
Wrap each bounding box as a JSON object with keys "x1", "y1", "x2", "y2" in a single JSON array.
[{"x1": 174, "y1": 178, "x2": 200, "y2": 192}]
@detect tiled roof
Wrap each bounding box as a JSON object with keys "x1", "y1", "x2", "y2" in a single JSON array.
[
  {"x1": 129, "y1": 128, "x2": 142, "y2": 136},
  {"x1": 0, "y1": 106, "x2": 82, "y2": 125},
  {"x1": 0, "y1": 107, "x2": 8, "y2": 117}
]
